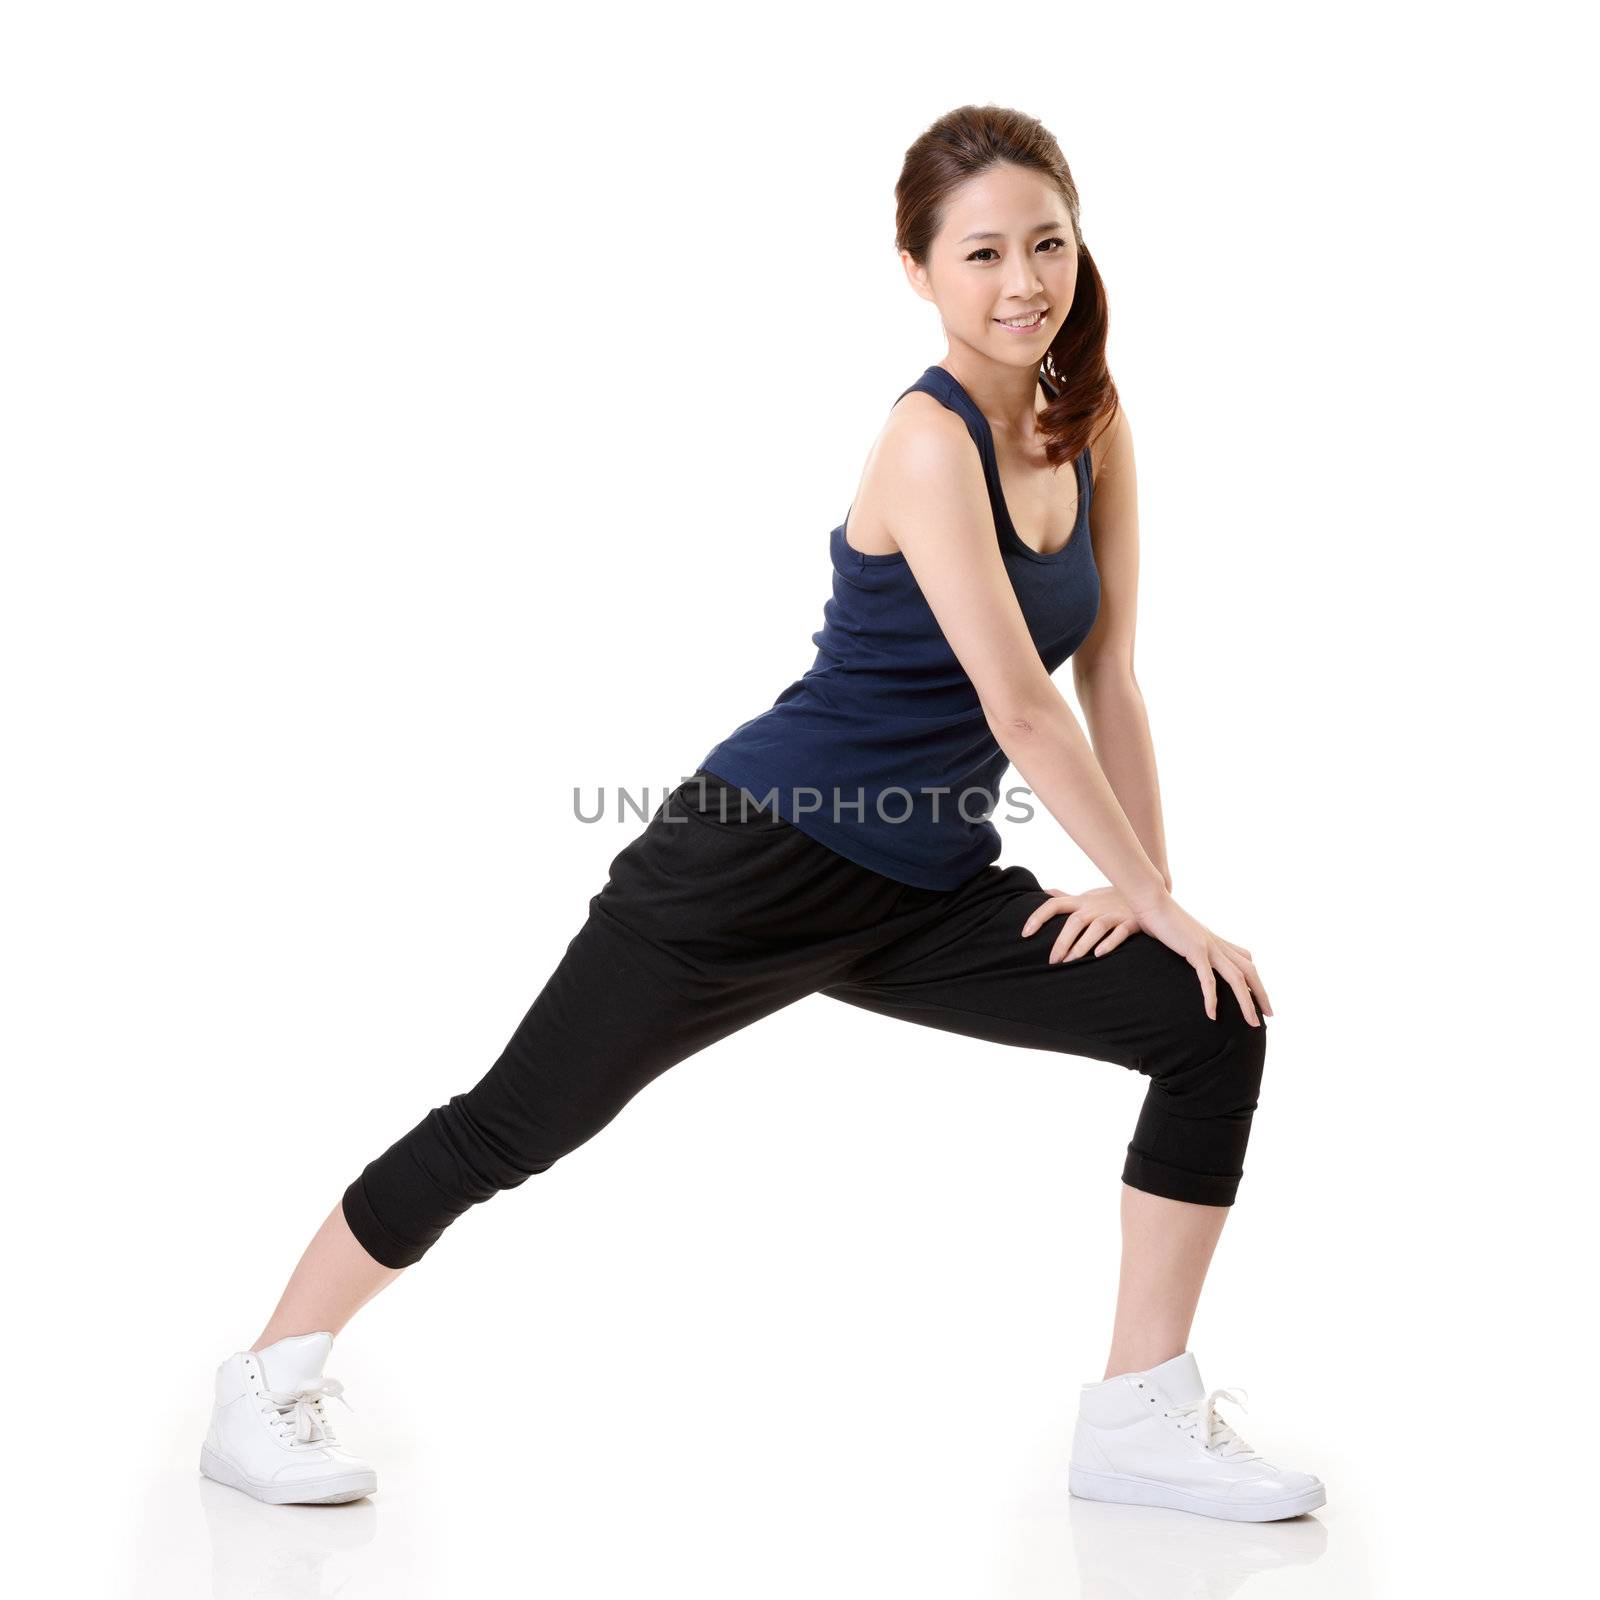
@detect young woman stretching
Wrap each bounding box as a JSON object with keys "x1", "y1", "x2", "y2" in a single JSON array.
[{"x1": 200, "y1": 103, "x2": 1325, "y2": 1524}]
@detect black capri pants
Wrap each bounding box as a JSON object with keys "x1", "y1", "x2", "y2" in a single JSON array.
[{"x1": 342, "y1": 772, "x2": 1268, "y2": 1269}]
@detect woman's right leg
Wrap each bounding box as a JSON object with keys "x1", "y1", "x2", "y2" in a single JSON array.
[
  {"x1": 206, "y1": 774, "x2": 937, "y2": 1504},
  {"x1": 247, "y1": 774, "x2": 914, "y2": 1340},
  {"x1": 252, "y1": 1200, "x2": 402, "y2": 1350},
  {"x1": 247, "y1": 897, "x2": 820, "y2": 1344}
]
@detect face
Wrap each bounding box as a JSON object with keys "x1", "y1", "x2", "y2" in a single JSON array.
[{"x1": 903, "y1": 163, "x2": 1078, "y2": 365}]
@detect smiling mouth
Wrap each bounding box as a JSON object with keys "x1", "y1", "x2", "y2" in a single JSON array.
[{"x1": 994, "y1": 309, "x2": 1048, "y2": 329}]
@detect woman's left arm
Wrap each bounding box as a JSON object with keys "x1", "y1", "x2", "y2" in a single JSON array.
[{"x1": 1069, "y1": 405, "x2": 1173, "y2": 893}]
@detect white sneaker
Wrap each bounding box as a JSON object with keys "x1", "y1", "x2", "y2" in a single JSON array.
[
  {"x1": 199, "y1": 1331, "x2": 377, "y2": 1505},
  {"x1": 1068, "y1": 1350, "x2": 1325, "y2": 1522}
]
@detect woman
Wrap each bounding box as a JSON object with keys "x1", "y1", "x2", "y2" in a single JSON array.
[{"x1": 199, "y1": 104, "x2": 1325, "y2": 1524}]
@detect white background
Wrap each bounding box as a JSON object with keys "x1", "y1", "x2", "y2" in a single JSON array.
[{"x1": 3, "y1": 2, "x2": 1593, "y2": 1596}]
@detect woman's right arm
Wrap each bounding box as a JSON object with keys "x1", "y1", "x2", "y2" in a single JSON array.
[{"x1": 872, "y1": 397, "x2": 1264, "y2": 1025}]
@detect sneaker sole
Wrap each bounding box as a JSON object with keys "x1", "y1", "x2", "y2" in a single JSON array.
[
  {"x1": 199, "y1": 1442, "x2": 377, "y2": 1505},
  {"x1": 1068, "y1": 1463, "x2": 1325, "y2": 1522}
]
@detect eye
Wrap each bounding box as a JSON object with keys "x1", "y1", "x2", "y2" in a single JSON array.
[{"x1": 966, "y1": 237, "x2": 1070, "y2": 263}]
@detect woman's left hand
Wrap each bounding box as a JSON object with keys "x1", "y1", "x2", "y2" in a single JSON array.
[
  {"x1": 1022, "y1": 884, "x2": 1258, "y2": 976},
  {"x1": 1019, "y1": 885, "x2": 1142, "y2": 964}
]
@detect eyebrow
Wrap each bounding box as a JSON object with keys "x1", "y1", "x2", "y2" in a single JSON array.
[{"x1": 957, "y1": 221, "x2": 1066, "y2": 244}]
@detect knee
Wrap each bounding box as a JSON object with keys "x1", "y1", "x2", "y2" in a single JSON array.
[{"x1": 1150, "y1": 992, "x2": 1267, "y2": 1120}]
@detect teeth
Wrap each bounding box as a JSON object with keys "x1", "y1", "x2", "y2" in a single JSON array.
[{"x1": 999, "y1": 311, "x2": 1045, "y2": 326}]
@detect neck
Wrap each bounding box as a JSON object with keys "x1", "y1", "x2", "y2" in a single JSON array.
[{"x1": 936, "y1": 352, "x2": 1049, "y2": 439}]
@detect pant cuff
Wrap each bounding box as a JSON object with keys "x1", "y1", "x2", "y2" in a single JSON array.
[
  {"x1": 341, "y1": 1175, "x2": 425, "y2": 1270},
  {"x1": 1121, "y1": 1144, "x2": 1241, "y2": 1207}
]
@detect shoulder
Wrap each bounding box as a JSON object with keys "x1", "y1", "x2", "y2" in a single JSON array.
[
  {"x1": 1087, "y1": 400, "x2": 1132, "y2": 489},
  {"x1": 876, "y1": 388, "x2": 980, "y2": 484},
  {"x1": 842, "y1": 388, "x2": 991, "y2": 558}
]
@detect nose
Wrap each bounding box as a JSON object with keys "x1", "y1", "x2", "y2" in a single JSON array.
[{"x1": 1003, "y1": 258, "x2": 1045, "y2": 304}]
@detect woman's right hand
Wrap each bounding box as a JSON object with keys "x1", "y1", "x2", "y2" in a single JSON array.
[{"x1": 1132, "y1": 893, "x2": 1272, "y2": 1026}]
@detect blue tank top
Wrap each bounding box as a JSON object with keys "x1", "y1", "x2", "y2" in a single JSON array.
[{"x1": 697, "y1": 363, "x2": 1101, "y2": 890}]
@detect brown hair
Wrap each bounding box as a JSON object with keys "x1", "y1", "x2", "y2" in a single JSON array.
[{"x1": 894, "y1": 103, "x2": 1119, "y2": 470}]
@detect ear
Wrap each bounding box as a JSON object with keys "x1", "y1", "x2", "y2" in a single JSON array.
[{"x1": 899, "y1": 249, "x2": 935, "y2": 305}]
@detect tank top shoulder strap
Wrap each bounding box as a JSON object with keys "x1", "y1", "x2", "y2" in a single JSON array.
[
  {"x1": 892, "y1": 364, "x2": 984, "y2": 444},
  {"x1": 1045, "y1": 373, "x2": 1095, "y2": 495},
  {"x1": 888, "y1": 365, "x2": 1091, "y2": 554}
]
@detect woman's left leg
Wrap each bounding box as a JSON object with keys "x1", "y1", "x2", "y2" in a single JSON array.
[
  {"x1": 818, "y1": 861, "x2": 1324, "y2": 1520},
  {"x1": 1104, "y1": 1184, "x2": 1228, "y2": 1379},
  {"x1": 818, "y1": 861, "x2": 1268, "y2": 1374}
]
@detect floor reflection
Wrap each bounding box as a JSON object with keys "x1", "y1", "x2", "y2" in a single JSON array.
[
  {"x1": 1066, "y1": 1495, "x2": 1327, "y2": 1598},
  {"x1": 196, "y1": 1477, "x2": 377, "y2": 1600},
  {"x1": 189, "y1": 1459, "x2": 1334, "y2": 1598}
]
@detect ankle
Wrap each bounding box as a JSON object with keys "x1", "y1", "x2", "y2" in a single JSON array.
[
  {"x1": 250, "y1": 1325, "x2": 334, "y2": 1354},
  {"x1": 1102, "y1": 1341, "x2": 1186, "y2": 1381}
]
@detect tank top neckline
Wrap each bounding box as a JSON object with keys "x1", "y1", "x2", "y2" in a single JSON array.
[{"x1": 923, "y1": 364, "x2": 1090, "y2": 565}]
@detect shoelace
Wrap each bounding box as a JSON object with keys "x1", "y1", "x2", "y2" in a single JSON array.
[
  {"x1": 262, "y1": 1377, "x2": 352, "y2": 1446},
  {"x1": 1163, "y1": 1386, "x2": 1261, "y2": 1461}
]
